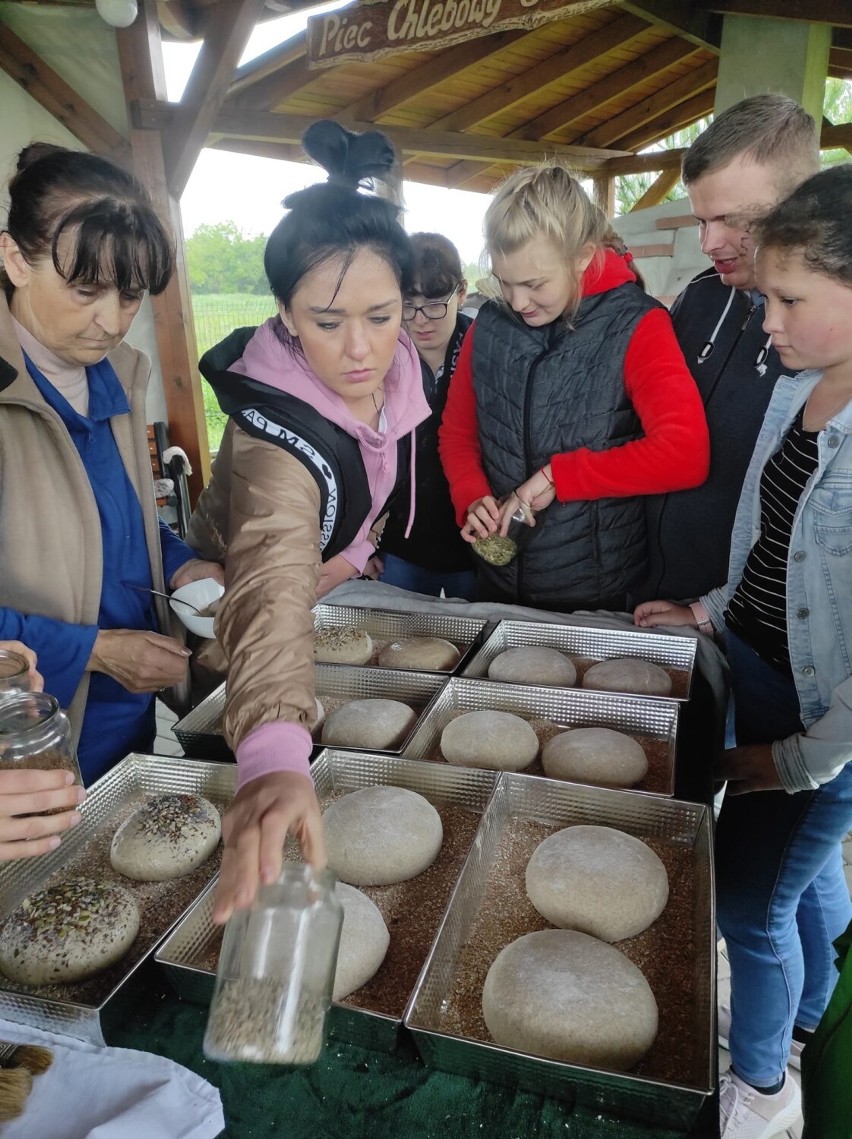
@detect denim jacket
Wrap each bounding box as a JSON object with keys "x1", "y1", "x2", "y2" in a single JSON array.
[{"x1": 702, "y1": 369, "x2": 852, "y2": 793}]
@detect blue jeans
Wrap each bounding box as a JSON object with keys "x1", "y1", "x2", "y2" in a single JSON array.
[
  {"x1": 718, "y1": 632, "x2": 852, "y2": 1086},
  {"x1": 379, "y1": 554, "x2": 477, "y2": 602}
]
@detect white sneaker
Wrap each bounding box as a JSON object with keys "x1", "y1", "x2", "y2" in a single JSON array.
[
  {"x1": 719, "y1": 1069, "x2": 802, "y2": 1138},
  {"x1": 717, "y1": 1002, "x2": 804, "y2": 1070}
]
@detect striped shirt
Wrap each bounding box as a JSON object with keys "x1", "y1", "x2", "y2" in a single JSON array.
[{"x1": 725, "y1": 408, "x2": 819, "y2": 672}]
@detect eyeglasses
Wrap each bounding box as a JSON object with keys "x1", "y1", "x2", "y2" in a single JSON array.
[{"x1": 402, "y1": 286, "x2": 460, "y2": 322}]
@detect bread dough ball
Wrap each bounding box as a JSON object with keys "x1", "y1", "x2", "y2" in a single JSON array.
[
  {"x1": 525, "y1": 825, "x2": 669, "y2": 941},
  {"x1": 321, "y1": 698, "x2": 417, "y2": 750},
  {"x1": 378, "y1": 637, "x2": 460, "y2": 671},
  {"x1": 0, "y1": 879, "x2": 140, "y2": 985},
  {"x1": 482, "y1": 929, "x2": 658, "y2": 1071},
  {"x1": 440, "y1": 710, "x2": 538, "y2": 771},
  {"x1": 488, "y1": 647, "x2": 577, "y2": 688},
  {"x1": 314, "y1": 627, "x2": 373, "y2": 665},
  {"x1": 582, "y1": 658, "x2": 672, "y2": 697},
  {"x1": 324, "y1": 786, "x2": 443, "y2": 885},
  {"x1": 110, "y1": 793, "x2": 221, "y2": 881},
  {"x1": 333, "y1": 882, "x2": 390, "y2": 1000},
  {"x1": 541, "y1": 727, "x2": 648, "y2": 788},
  {"x1": 309, "y1": 698, "x2": 325, "y2": 735}
]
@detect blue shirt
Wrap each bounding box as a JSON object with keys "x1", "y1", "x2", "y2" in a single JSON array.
[{"x1": 0, "y1": 355, "x2": 195, "y2": 783}]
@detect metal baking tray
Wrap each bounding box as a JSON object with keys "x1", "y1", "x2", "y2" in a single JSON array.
[
  {"x1": 404, "y1": 774, "x2": 715, "y2": 1131},
  {"x1": 0, "y1": 753, "x2": 236, "y2": 1044},
  {"x1": 401, "y1": 676, "x2": 679, "y2": 797},
  {"x1": 461, "y1": 619, "x2": 697, "y2": 701},
  {"x1": 313, "y1": 603, "x2": 489, "y2": 673},
  {"x1": 174, "y1": 666, "x2": 450, "y2": 761},
  {"x1": 156, "y1": 749, "x2": 498, "y2": 1053}
]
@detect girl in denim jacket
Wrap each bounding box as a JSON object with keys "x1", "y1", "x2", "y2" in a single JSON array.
[{"x1": 635, "y1": 165, "x2": 852, "y2": 1139}]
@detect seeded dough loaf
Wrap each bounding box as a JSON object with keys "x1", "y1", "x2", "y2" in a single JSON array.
[
  {"x1": 320, "y1": 698, "x2": 417, "y2": 750},
  {"x1": 0, "y1": 879, "x2": 140, "y2": 985},
  {"x1": 582, "y1": 658, "x2": 672, "y2": 697},
  {"x1": 525, "y1": 825, "x2": 669, "y2": 941},
  {"x1": 314, "y1": 627, "x2": 374, "y2": 665},
  {"x1": 482, "y1": 929, "x2": 658, "y2": 1070},
  {"x1": 333, "y1": 882, "x2": 390, "y2": 1000},
  {"x1": 110, "y1": 793, "x2": 221, "y2": 881},
  {"x1": 541, "y1": 727, "x2": 648, "y2": 788},
  {"x1": 487, "y1": 647, "x2": 577, "y2": 687},
  {"x1": 378, "y1": 637, "x2": 460, "y2": 671},
  {"x1": 440, "y1": 710, "x2": 538, "y2": 771},
  {"x1": 323, "y1": 786, "x2": 443, "y2": 885}
]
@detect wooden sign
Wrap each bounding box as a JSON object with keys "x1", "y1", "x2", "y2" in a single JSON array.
[{"x1": 306, "y1": 0, "x2": 610, "y2": 69}]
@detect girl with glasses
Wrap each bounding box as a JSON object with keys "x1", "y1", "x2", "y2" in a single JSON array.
[
  {"x1": 377, "y1": 233, "x2": 476, "y2": 600},
  {"x1": 439, "y1": 160, "x2": 709, "y2": 611}
]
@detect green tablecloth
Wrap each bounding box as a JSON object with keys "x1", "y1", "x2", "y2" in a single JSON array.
[{"x1": 106, "y1": 963, "x2": 718, "y2": 1139}]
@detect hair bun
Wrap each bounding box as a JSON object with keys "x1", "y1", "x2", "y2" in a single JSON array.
[
  {"x1": 16, "y1": 142, "x2": 71, "y2": 173},
  {"x1": 301, "y1": 120, "x2": 396, "y2": 190}
]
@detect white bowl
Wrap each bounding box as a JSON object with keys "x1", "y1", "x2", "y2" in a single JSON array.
[{"x1": 169, "y1": 578, "x2": 225, "y2": 638}]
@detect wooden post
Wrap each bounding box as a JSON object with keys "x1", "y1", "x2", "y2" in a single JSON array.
[
  {"x1": 630, "y1": 167, "x2": 681, "y2": 211},
  {"x1": 591, "y1": 174, "x2": 616, "y2": 218},
  {"x1": 116, "y1": 3, "x2": 210, "y2": 502}
]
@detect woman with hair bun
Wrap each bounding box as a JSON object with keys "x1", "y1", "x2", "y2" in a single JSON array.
[
  {"x1": 186, "y1": 121, "x2": 430, "y2": 921},
  {"x1": 0, "y1": 144, "x2": 221, "y2": 787},
  {"x1": 439, "y1": 159, "x2": 709, "y2": 611}
]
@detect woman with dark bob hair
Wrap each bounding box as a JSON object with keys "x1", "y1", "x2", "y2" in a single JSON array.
[
  {"x1": 186, "y1": 122, "x2": 430, "y2": 921},
  {"x1": 0, "y1": 144, "x2": 221, "y2": 791}
]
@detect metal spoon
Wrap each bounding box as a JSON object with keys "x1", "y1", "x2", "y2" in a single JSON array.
[{"x1": 126, "y1": 583, "x2": 204, "y2": 615}]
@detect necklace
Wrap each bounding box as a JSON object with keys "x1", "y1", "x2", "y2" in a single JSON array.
[{"x1": 371, "y1": 387, "x2": 385, "y2": 417}]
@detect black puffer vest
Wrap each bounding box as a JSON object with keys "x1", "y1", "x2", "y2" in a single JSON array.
[
  {"x1": 201, "y1": 328, "x2": 410, "y2": 563},
  {"x1": 471, "y1": 285, "x2": 661, "y2": 609}
]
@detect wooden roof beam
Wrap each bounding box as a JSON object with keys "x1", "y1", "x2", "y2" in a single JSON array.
[
  {"x1": 512, "y1": 36, "x2": 699, "y2": 142},
  {"x1": 431, "y1": 11, "x2": 650, "y2": 133},
  {"x1": 822, "y1": 122, "x2": 852, "y2": 153},
  {"x1": 162, "y1": 0, "x2": 267, "y2": 198},
  {"x1": 618, "y1": 2, "x2": 722, "y2": 49},
  {"x1": 345, "y1": 29, "x2": 532, "y2": 121},
  {"x1": 611, "y1": 88, "x2": 715, "y2": 152},
  {"x1": 829, "y1": 47, "x2": 852, "y2": 78},
  {"x1": 227, "y1": 39, "x2": 307, "y2": 107},
  {"x1": 628, "y1": 166, "x2": 681, "y2": 211},
  {"x1": 0, "y1": 20, "x2": 129, "y2": 160},
  {"x1": 604, "y1": 147, "x2": 686, "y2": 175},
  {"x1": 208, "y1": 137, "x2": 306, "y2": 163},
  {"x1": 187, "y1": 108, "x2": 631, "y2": 168},
  {"x1": 577, "y1": 59, "x2": 717, "y2": 148},
  {"x1": 708, "y1": 2, "x2": 852, "y2": 28}
]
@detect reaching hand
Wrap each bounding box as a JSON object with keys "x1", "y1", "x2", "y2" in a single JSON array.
[
  {"x1": 634, "y1": 600, "x2": 696, "y2": 629},
  {"x1": 462, "y1": 495, "x2": 501, "y2": 542},
  {"x1": 170, "y1": 558, "x2": 225, "y2": 589},
  {"x1": 505, "y1": 468, "x2": 556, "y2": 528},
  {"x1": 212, "y1": 771, "x2": 326, "y2": 924},
  {"x1": 716, "y1": 744, "x2": 783, "y2": 795},
  {"x1": 0, "y1": 769, "x2": 86, "y2": 861},
  {"x1": 317, "y1": 554, "x2": 358, "y2": 599},
  {"x1": 0, "y1": 640, "x2": 43, "y2": 692},
  {"x1": 87, "y1": 628, "x2": 191, "y2": 693}
]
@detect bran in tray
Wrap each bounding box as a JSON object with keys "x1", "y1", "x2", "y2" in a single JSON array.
[
  {"x1": 196, "y1": 798, "x2": 482, "y2": 1019},
  {"x1": 439, "y1": 817, "x2": 697, "y2": 1087},
  {"x1": 0, "y1": 790, "x2": 225, "y2": 1008},
  {"x1": 417, "y1": 711, "x2": 671, "y2": 795}
]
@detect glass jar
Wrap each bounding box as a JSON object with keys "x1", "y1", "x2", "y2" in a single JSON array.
[
  {"x1": 472, "y1": 497, "x2": 537, "y2": 566},
  {"x1": 203, "y1": 864, "x2": 343, "y2": 1064},
  {"x1": 0, "y1": 693, "x2": 83, "y2": 811},
  {"x1": 0, "y1": 649, "x2": 34, "y2": 701}
]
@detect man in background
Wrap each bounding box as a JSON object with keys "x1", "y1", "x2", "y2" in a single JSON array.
[{"x1": 639, "y1": 94, "x2": 821, "y2": 603}]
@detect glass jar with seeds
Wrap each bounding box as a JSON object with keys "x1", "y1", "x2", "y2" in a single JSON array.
[
  {"x1": 204, "y1": 864, "x2": 343, "y2": 1064},
  {"x1": 0, "y1": 692, "x2": 83, "y2": 804},
  {"x1": 0, "y1": 648, "x2": 34, "y2": 703},
  {"x1": 472, "y1": 497, "x2": 537, "y2": 566}
]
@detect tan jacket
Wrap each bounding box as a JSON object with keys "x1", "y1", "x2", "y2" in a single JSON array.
[
  {"x1": 186, "y1": 420, "x2": 324, "y2": 751},
  {"x1": 0, "y1": 294, "x2": 184, "y2": 743}
]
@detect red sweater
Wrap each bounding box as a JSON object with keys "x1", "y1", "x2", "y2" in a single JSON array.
[{"x1": 438, "y1": 250, "x2": 709, "y2": 525}]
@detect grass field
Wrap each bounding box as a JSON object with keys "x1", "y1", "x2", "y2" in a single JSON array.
[{"x1": 192, "y1": 293, "x2": 277, "y2": 450}]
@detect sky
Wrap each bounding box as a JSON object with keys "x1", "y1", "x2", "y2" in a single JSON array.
[{"x1": 165, "y1": 7, "x2": 492, "y2": 265}]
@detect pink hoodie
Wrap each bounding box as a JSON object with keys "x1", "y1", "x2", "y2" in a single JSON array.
[{"x1": 232, "y1": 317, "x2": 430, "y2": 789}]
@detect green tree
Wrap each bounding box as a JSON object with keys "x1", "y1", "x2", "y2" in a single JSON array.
[
  {"x1": 821, "y1": 77, "x2": 852, "y2": 168},
  {"x1": 186, "y1": 222, "x2": 268, "y2": 295}
]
